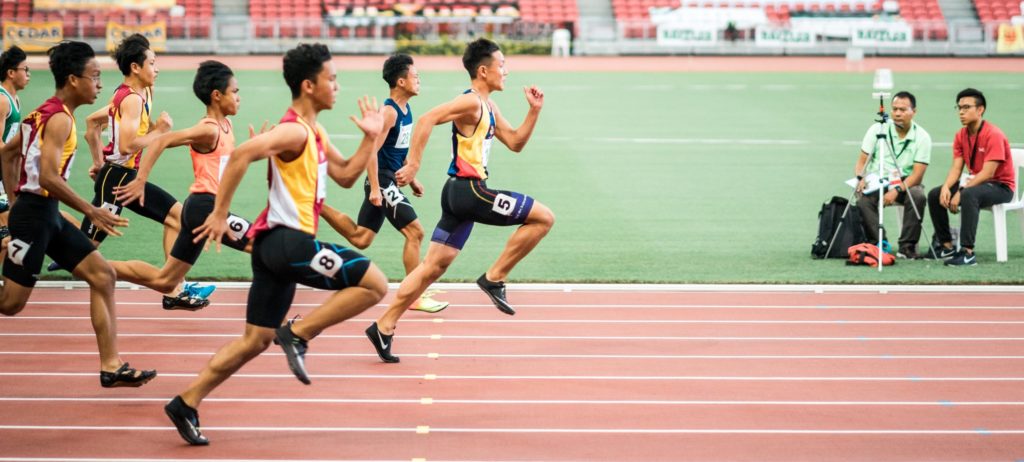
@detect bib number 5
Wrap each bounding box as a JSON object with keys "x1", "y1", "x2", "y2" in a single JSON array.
[{"x1": 492, "y1": 193, "x2": 518, "y2": 217}]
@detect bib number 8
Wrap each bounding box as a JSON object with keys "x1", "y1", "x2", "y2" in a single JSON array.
[
  {"x1": 226, "y1": 214, "x2": 251, "y2": 241},
  {"x1": 492, "y1": 193, "x2": 518, "y2": 217},
  {"x1": 310, "y1": 248, "x2": 343, "y2": 278}
]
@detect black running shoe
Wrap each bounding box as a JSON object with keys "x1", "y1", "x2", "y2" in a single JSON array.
[
  {"x1": 275, "y1": 323, "x2": 311, "y2": 384},
  {"x1": 46, "y1": 261, "x2": 63, "y2": 272},
  {"x1": 99, "y1": 362, "x2": 156, "y2": 388},
  {"x1": 165, "y1": 396, "x2": 209, "y2": 446},
  {"x1": 162, "y1": 291, "x2": 210, "y2": 311},
  {"x1": 365, "y1": 322, "x2": 400, "y2": 363},
  {"x1": 923, "y1": 244, "x2": 957, "y2": 260},
  {"x1": 476, "y1": 274, "x2": 515, "y2": 315}
]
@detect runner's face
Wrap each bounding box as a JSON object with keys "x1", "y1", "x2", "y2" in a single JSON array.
[
  {"x1": 400, "y1": 65, "x2": 420, "y2": 96},
  {"x1": 220, "y1": 76, "x2": 240, "y2": 116},
  {"x1": 483, "y1": 51, "x2": 507, "y2": 92},
  {"x1": 890, "y1": 97, "x2": 913, "y2": 128},
  {"x1": 74, "y1": 58, "x2": 102, "y2": 104},
  {"x1": 311, "y1": 61, "x2": 338, "y2": 110},
  {"x1": 10, "y1": 60, "x2": 30, "y2": 90},
  {"x1": 136, "y1": 49, "x2": 158, "y2": 87}
]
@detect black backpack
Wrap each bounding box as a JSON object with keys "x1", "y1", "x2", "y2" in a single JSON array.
[{"x1": 811, "y1": 196, "x2": 868, "y2": 259}]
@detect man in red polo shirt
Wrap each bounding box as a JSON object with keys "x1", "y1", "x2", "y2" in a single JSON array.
[{"x1": 927, "y1": 88, "x2": 1015, "y2": 266}]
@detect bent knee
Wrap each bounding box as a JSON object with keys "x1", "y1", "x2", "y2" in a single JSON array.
[
  {"x1": 402, "y1": 223, "x2": 425, "y2": 243},
  {"x1": 0, "y1": 301, "x2": 26, "y2": 316},
  {"x1": 530, "y1": 204, "x2": 556, "y2": 229},
  {"x1": 84, "y1": 263, "x2": 117, "y2": 291},
  {"x1": 359, "y1": 266, "x2": 389, "y2": 300},
  {"x1": 243, "y1": 330, "x2": 275, "y2": 352}
]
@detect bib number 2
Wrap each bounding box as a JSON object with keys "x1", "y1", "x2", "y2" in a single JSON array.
[{"x1": 381, "y1": 183, "x2": 405, "y2": 208}]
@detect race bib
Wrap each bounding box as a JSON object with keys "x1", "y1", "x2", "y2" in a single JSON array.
[
  {"x1": 381, "y1": 183, "x2": 405, "y2": 208},
  {"x1": 100, "y1": 201, "x2": 121, "y2": 215},
  {"x1": 395, "y1": 123, "x2": 412, "y2": 149},
  {"x1": 7, "y1": 239, "x2": 30, "y2": 266},
  {"x1": 492, "y1": 193, "x2": 518, "y2": 216},
  {"x1": 226, "y1": 214, "x2": 250, "y2": 241},
  {"x1": 310, "y1": 248, "x2": 343, "y2": 278}
]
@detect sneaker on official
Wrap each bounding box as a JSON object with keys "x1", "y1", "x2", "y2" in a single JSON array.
[
  {"x1": 944, "y1": 249, "x2": 977, "y2": 266},
  {"x1": 897, "y1": 246, "x2": 919, "y2": 260},
  {"x1": 923, "y1": 243, "x2": 957, "y2": 260}
]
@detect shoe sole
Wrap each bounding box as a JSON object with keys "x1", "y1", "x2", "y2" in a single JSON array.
[
  {"x1": 409, "y1": 302, "x2": 450, "y2": 313},
  {"x1": 476, "y1": 283, "x2": 516, "y2": 316},
  {"x1": 365, "y1": 325, "x2": 400, "y2": 363},
  {"x1": 163, "y1": 299, "x2": 210, "y2": 311},
  {"x1": 275, "y1": 329, "x2": 312, "y2": 385},
  {"x1": 164, "y1": 406, "x2": 209, "y2": 446},
  {"x1": 100, "y1": 372, "x2": 156, "y2": 388}
]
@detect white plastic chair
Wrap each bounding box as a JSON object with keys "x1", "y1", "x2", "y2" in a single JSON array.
[{"x1": 982, "y1": 148, "x2": 1024, "y2": 262}]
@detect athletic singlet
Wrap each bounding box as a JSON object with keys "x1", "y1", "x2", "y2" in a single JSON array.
[
  {"x1": 18, "y1": 96, "x2": 76, "y2": 197},
  {"x1": 188, "y1": 117, "x2": 234, "y2": 195},
  {"x1": 103, "y1": 84, "x2": 151, "y2": 169},
  {"x1": 0, "y1": 86, "x2": 20, "y2": 143},
  {"x1": 249, "y1": 108, "x2": 328, "y2": 238},
  {"x1": 448, "y1": 90, "x2": 495, "y2": 180},
  {"x1": 377, "y1": 98, "x2": 412, "y2": 173}
]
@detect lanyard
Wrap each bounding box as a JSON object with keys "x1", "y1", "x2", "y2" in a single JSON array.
[
  {"x1": 886, "y1": 123, "x2": 911, "y2": 162},
  {"x1": 965, "y1": 121, "x2": 985, "y2": 172}
]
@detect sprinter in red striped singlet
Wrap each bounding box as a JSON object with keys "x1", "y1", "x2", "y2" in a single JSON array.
[
  {"x1": 163, "y1": 44, "x2": 387, "y2": 446},
  {"x1": 0, "y1": 41, "x2": 156, "y2": 388}
]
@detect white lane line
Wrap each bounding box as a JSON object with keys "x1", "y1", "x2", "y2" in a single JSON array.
[
  {"x1": 16, "y1": 302, "x2": 1024, "y2": 310},
  {"x1": 0, "y1": 459, "x2": 409, "y2": 462},
  {"x1": 1, "y1": 372, "x2": 1023, "y2": 381},
  {"x1": 7, "y1": 316, "x2": 1024, "y2": 325},
  {"x1": 0, "y1": 425, "x2": 1021, "y2": 435},
  {"x1": 4, "y1": 333, "x2": 1024, "y2": 342},
  {"x1": 2, "y1": 397, "x2": 1023, "y2": 406},
  {"x1": 3, "y1": 351, "x2": 1024, "y2": 360}
]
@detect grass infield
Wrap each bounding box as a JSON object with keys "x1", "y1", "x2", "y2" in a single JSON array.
[{"x1": 16, "y1": 68, "x2": 1024, "y2": 283}]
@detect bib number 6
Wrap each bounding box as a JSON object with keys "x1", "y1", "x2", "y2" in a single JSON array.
[
  {"x1": 310, "y1": 248, "x2": 343, "y2": 278},
  {"x1": 226, "y1": 214, "x2": 251, "y2": 241}
]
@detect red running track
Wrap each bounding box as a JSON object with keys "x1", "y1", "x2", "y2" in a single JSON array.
[{"x1": 1, "y1": 286, "x2": 1024, "y2": 461}]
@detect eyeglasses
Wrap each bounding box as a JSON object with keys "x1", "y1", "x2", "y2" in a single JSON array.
[
  {"x1": 74, "y1": 73, "x2": 102, "y2": 83},
  {"x1": 956, "y1": 104, "x2": 977, "y2": 112},
  {"x1": 14, "y1": 66, "x2": 29, "y2": 73}
]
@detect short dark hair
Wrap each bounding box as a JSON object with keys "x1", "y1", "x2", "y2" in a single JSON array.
[
  {"x1": 283, "y1": 43, "x2": 332, "y2": 99},
  {"x1": 462, "y1": 38, "x2": 500, "y2": 79},
  {"x1": 113, "y1": 34, "x2": 150, "y2": 76},
  {"x1": 47, "y1": 41, "x2": 95, "y2": 89},
  {"x1": 193, "y1": 60, "x2": 234, "y2": 106},
  {"x1": 893, "y1": 91, "x2": 916, "y2": 110},
  {"x1": 956, "y1": 88, "x2": 986, "y2": 110},
  {"x1": 0, "y1": 46, "x2": 27, "y2": 83},
  {"x1": 382, "y1": 53, "x2": 413, "y2": 89}
]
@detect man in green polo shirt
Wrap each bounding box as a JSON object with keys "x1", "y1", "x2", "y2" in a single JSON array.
[{"x1": 853, "y1": 91, "x2": 932, "y2": 259}]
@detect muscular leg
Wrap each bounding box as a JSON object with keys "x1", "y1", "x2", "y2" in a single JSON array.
[
  {"x1": 290, "y1": 264, "x2": 388, "y2": 341},
  {"x1": 70, "y1": 251, "x2": 125, "y2": 373},
  {"x1": 397, "y1": 220, "x2": 425, "y2": 274},
  {"x1": 376, "y1": 243, "x2": 459, "y2": 335},
  {"x1": 179, "y1": 324, "x2": 274, "y2": 408},
  {"x1": 320, "y1": 204, "x2": 376, "y2": 250},
  {"x1": 486, "y1": 202, "x2": 555, "y2": 282},
  {"x1": 110, "y1": 256, "x2": 193, "y2": 295},
  {"x1": 162, "y1": 202, "x2": 183, "y2": 260},
  {"x1": 0, "y1": 277, "x2": 33, "y2": 316}
]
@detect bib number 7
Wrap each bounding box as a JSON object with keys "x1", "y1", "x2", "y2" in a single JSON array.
[{"x1": 7, "y1": 239, "x2": 30, "y2": 266}]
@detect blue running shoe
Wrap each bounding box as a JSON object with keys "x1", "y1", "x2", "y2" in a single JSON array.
[{"x1": 184, "y1": 282, "x2": 217, "y2": 300}]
